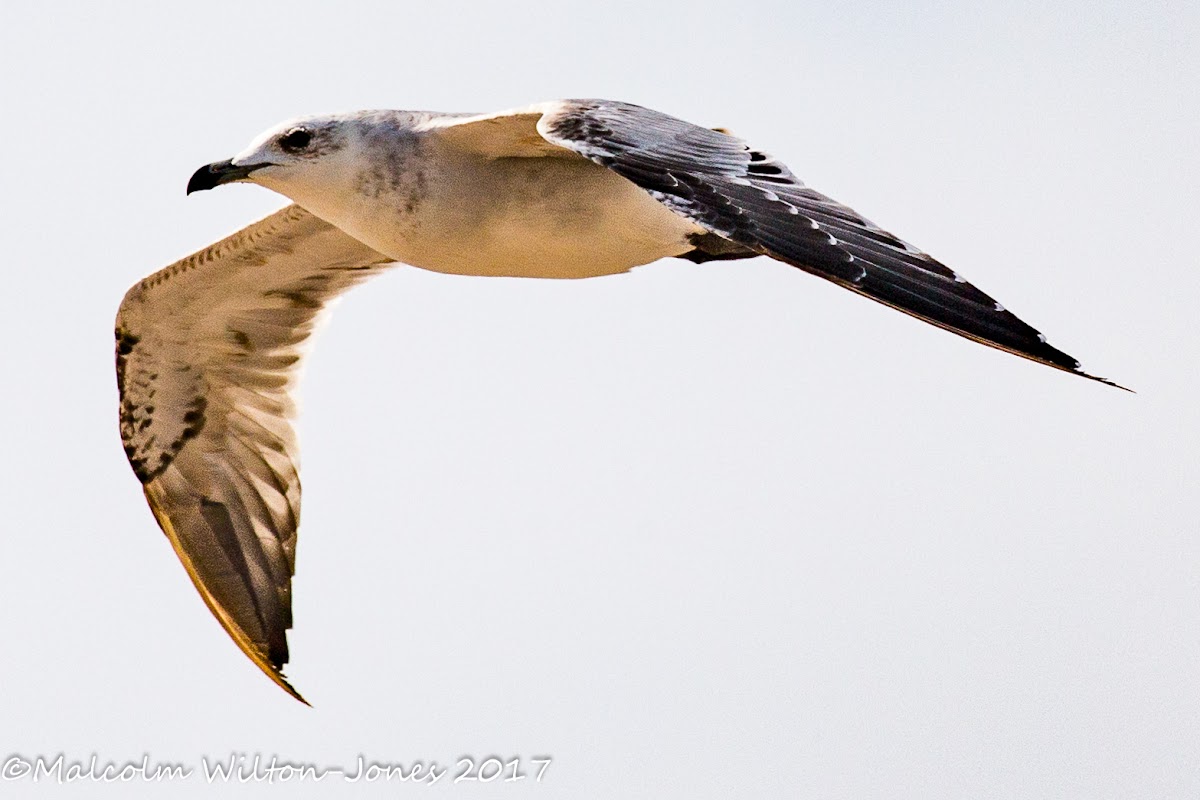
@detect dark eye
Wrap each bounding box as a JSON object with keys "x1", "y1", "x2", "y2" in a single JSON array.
[{"x1": 278, "y1": 128, "x2": 312, "y2": 152}]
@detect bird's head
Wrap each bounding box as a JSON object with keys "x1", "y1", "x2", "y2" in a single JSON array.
[{"x1": 186, "y1": 114, "x2": 357, "y2": 197}]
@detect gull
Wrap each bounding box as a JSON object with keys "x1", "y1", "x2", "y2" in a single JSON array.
[{"x1": 116, "y1": 99, "x2": 1119, "y2": 703}]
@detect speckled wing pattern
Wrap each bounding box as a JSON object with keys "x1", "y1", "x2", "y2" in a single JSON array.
[
  {"x1": 536, "y1": 99, "x2": 1117, "y2": 386},
  {"x1": 116, "y1": 204, "x2": 393, "y2": 703}
]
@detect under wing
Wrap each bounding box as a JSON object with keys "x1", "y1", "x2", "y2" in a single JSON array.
[{"x1": 116, "y1": 204, "x2": 394, "y2": 702}]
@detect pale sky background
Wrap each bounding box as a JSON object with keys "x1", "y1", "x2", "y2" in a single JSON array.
[{"x1": 2, "y1": 1, "x2": 1198, "y2": 797}]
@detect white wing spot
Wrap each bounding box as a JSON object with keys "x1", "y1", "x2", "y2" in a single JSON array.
[
  {"x1": 952, "y1": 272, "x2": 967, "y2": 283},
  {"x1": 1037, "y1": 333, "x2": 1047, "y2": 343},
  {"x1": 994, "y1": 302, "x2": 1006, "y2": 312},
  {"x1": 828, "y1": 235, "x2": 839, "y2": 246}
]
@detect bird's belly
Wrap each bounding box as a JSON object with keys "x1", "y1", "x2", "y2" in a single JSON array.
[
  {"x1": 342, "y1": 156, "x2": 702, "y2": 279},
  {"x1": 404, "y1": 207, "x2": 694, "y2": 279}
]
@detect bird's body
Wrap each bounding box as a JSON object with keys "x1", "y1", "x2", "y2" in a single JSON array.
[
  {"x1": 269, "y1": 111, "x2": 701, "y2": 278},
  {"x1": 119, "y1": 99, "x2": 1119, "y2": 703}
]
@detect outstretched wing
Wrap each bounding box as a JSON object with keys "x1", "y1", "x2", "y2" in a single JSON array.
[
  {"x1": 116, "y1": 204, "x2": 393, "y2": 703},
  {"x1": 541, "y1": 101, "x2": 1121, "y2": 386},
  {"x1": 540, "y1": 101, "x2": 1122, "y2": 385},
  {"x1": 431, "y1": 100, "x2": 1117, "y2": 386}
]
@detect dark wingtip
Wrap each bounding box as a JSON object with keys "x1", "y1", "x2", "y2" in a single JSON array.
[
  {"x1": 1083, "y1": 371, "x2": 1134, "y2": 393},
  {"x1": 289, "y1": 684, "x2": 312, "y2": 707},
  {"x1": 268, "y1": 665, "x2": 310, "y2": 706}
]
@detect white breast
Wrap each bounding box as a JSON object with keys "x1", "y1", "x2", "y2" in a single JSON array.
[{"x1": 293, "y1": 138, "x2": 703, "y2": 280}]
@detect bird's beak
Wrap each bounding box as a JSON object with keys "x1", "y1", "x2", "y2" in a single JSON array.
[{"x1": 186, "y1": 159, "x2": 271, "y2": 194}]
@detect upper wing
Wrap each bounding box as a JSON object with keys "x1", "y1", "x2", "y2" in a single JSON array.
[
  {"x1": 116, "y1": 204, "x2": 394, "y2": 703},
  {"x1": 431, "y1": 100, "x2": 1118, "y2": 386}
]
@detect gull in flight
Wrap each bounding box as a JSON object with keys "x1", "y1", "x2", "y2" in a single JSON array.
[{"x1": 116, "y1": 99, "x2": 1119, "y2": 703}]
